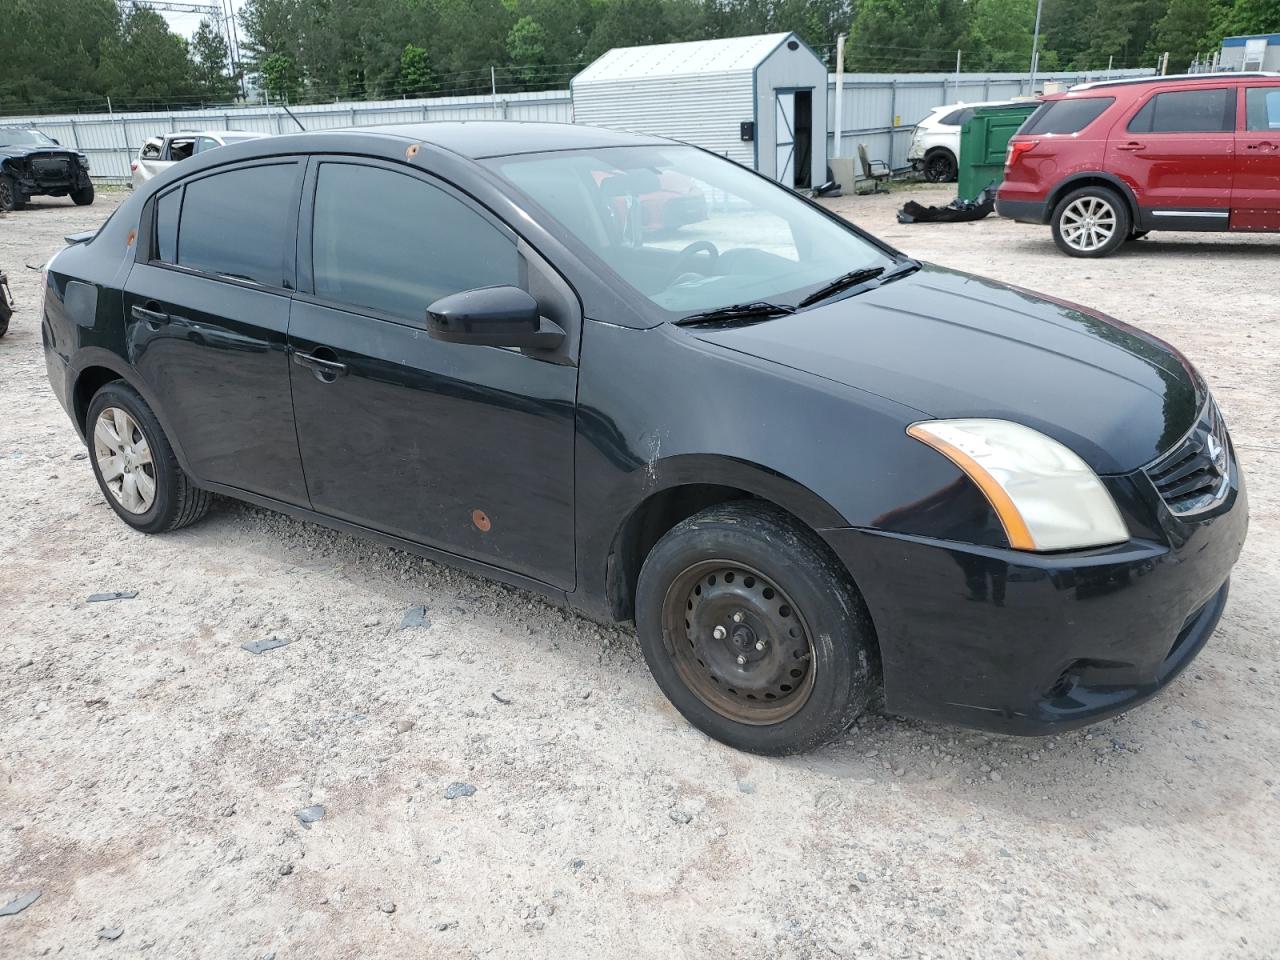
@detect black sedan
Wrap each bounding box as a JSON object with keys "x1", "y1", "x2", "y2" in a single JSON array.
[{"x1": 40, "y1": 122, "x2": 1247, "y2": 755}]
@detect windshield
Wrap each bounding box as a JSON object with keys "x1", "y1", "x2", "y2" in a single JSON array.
[
  {"x1": 485, "y1": 145, "x2": 895, "y2": 316},
  {"x1": 0, "y1": 128, "x2": 57, "y2": 147}
]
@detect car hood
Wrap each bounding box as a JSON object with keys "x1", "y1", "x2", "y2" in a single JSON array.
[
  {"x1": 0, "y1": 144, "x2": 86, "y2": 162},
  {"x1": 689, "y1": 263, "x2": 1203, "y2": 474}
]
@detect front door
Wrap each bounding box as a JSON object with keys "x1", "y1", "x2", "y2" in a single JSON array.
[
  {"x1": 775, "y1": 92, "x2": 795, "y2": 186},
  {"x1": 123, "y1": 160, "x2": 309, "y2": 505},
  {"x1": 1109, "y1": 86, "x2": 1236, "y2": 229},
  {"x1": 1234, "y1": 85, "x2": 1280, "y2": 231},
  {"x1": 287, "y1": 158, "x2": 578, "y2": 589}
]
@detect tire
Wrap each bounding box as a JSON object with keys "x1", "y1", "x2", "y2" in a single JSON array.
[
  {"x1": 0, "y1": 298, "x2": 10, "y2": 338},
  {"x1": 635, "y1": 501, "x2": 877, "y2": 755},
  {"x1": 86, "y1": 381, "x2": 211, "y2": 534},
  {"x1": 71, "y1": 182, "x2": 95, "y2": 206},
  {"x1": 1050, "y1": 185, "x2": 1131, "y2": 258},
  {"x1": 0, "y1": 174, "x2": 21, "y2": 212},
  {"x1": 922, "y1": 149, "x2": 957, "y2": 183}
]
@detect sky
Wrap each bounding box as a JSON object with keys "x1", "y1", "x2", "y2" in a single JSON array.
[{"x1": 159, "y1": 0, "x2": 246, "y2": 40}]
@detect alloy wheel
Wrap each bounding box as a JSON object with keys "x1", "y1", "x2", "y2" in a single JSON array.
[
  {"x1": 1059, "y1": 196, "x2": 1117, "y2": 253},
  {"x1": 92, "y1": 406, "x2": 157, "y2": 514},
  {"x1": 662, "y1": 560, "x2": 816, "y2": 725}
]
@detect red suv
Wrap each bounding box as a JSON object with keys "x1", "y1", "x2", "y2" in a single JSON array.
[{"x1": 997, "y1": 73, "x2": 1280, "y2": 256}]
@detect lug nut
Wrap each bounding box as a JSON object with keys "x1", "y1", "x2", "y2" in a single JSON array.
[
  {"x1": 732, "y1": 611, "x2": 745, "y2": 623},
  {"x1": 712, "y1": 625, "x2": 727, "y2": 641},
  {"x1": 755, "y1": 640, "x2": 766, "y2": 651},
  {"x1": 736, "y1": 655, "x2": 746, "y2": 666}
]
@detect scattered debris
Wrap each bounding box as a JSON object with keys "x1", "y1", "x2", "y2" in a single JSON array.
[
  {"x1": 72, "y1": 451, "x2": 88, "y2": 460},
  {"x1": 570, "y1": 859, "x2": 586, "y2": 872},
  {"x1": 443, "y1": 782, "x2": 476, "y2": 800},
  {"x1": 490, "y1": 691, "x2": 513, "y2": 705},
  {"x1": 399, "y1": 605, "x2": 431, "y2": 630},
  {"x1": 0, "y1": 890, "x2": 40, "y2": 917},
  {"x1": 279, "y1": 862, "x2": 294, "y2": 876},
  {"x1": 394, "y1": 719, "x2": 416, "y2": 734},
  {"x1": 378, "y1": 901, "x2": 396, "y2": 914},
  {"x1": 436, "y1": 920, "x2": 457, "y2": 931},
  {"x1": 97, "y1": 927, "x2": 124, "y2": 940},
  {"x1": 86, "y1": 591, "x2": 138, "y2": 603},
  {"x1": 241, "y1": 636, "x2": 292, "y2": 655},
  {"x1": 897, "y1": 186, "x2": 996, "y2": 224},
  {"x1": 295, "y1": 804, "x2": 326, "y2": 828}
]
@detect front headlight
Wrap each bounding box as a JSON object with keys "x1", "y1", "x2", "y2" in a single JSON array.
[{"x1": 907, "y1": 419, "x2": 1128, "y2": 552}]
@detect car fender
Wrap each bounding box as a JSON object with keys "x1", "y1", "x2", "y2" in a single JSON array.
[{"x1": 1048, "y1": 170, "x2": 1142, "y2": 220}]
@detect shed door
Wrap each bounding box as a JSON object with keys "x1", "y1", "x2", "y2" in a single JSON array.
[{"x1": 775, "y1": 92, "x2": 795, "y2": 185}]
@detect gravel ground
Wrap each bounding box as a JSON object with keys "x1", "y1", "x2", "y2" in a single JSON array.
[{"x1": 1, "y1": 185, "x2": 1278, "y2": 960}]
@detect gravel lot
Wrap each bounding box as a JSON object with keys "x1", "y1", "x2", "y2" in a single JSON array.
[{"x1": 2, "y1": 185, "x2": 1278, "y2": 960}]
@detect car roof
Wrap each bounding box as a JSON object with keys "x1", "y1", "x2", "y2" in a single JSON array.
[
  {"x1": 1070, "y1": 71, "x2": 1280, "y2": 92},
  {"x1": 355, "y1": 121, "x2": 671, "y2": 158},
  {"x1": 167, "y1": 130, "x2": 264, "y2": 139},
  {"x1": 932, "y1": 99, "x2": 1022, "y2": 111}
]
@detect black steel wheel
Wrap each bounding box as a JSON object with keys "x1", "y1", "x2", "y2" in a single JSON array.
[
  {"x1": 636, "y1": 501, "x2": 877, "y2": 755},
  {"x1": 666, "y1": 560, "x2": 816, "y2": 725},
  {"x1": 0, "y1": 175, "x2": 21, "y2": 212},
  {"x1": 923, "y1": 149, "x2": 957, "y2": 183}
]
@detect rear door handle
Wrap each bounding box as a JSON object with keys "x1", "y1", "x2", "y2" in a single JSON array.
[
  {"x1": 1245, "y1": 141, "x2": 1276, "y2": 150},
  {"x1": 131, "y1": 303, "x2": 170, "y2": 325},
  {"x1": 292, "y1": 348, "x2": 348, "y2": 381},
  {"x1": 1115, "y1": 142, "x2": 1147, "y2": 152}
]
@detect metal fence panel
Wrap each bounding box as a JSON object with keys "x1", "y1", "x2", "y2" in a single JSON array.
[{"x1": 2, "y1": 90, "x2": 574, "y2": 182}]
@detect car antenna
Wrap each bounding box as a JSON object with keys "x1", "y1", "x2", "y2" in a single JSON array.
[{"x1": 281, "y1": 103, "x2": 306, "y2": 132}]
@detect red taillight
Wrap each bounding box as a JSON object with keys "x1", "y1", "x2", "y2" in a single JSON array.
[{"x1": 1005, "y1": 139, "x2": 1039, "y2": 170}]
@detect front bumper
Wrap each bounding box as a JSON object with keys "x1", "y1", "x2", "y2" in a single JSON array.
[{"x1": 823, "y1": 469, "x2": 1248, "y2": 735}]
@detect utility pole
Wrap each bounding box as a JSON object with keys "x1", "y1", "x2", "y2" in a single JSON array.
[
  {"x1": 1160, "y1": 52, "x2": 1170, "y2": 76},
  {"x1": 954, "y1": 49, "x2": 962, "y2": 103},
  {"x1": 1028, "y1": 0, "x2": 1044, "y2": 94},
  {"x1": 832, "y1": 33, "x2": 846, "y2": 158}
]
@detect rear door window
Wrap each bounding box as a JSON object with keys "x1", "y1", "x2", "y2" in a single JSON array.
[
  {"x1": 1021, "y1": 97, "x2": 1114, "y2": 135},
  {"x1": 309, "y1": 162, "x2": 520, "y2": 321},
  {"x1": 1127, "y1": 89, "x2": 1235, "y2": 133},
  {"x1": 939, "y1": 108, "x2": 974, "y2": 126},
  {"x1": 1245, "y1": 87, "x2": 1280, "y2": 131},
  {"x1": 177, "y1": 163, "x2": 298, "y2": 287}
]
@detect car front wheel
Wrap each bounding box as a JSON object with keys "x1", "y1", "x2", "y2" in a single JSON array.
[
  {"x1": 86, "y1": 381, "x2": 211, "y2": 534},
  {"x1": 1051, "y1": 186, "x2": 1130, "y2": 257},
  {"x1": 0, "y1": 175, "x2": 21, "y2": 212},
  {"x1": 71, "y1": 183, "x2": 95, "y2": 206},
  {"x1": 635, "y1": 502, "x2": 877, "y2": 755},
  {"x1": 922, "y1": 149, "x2": 957, "y2": 183}
]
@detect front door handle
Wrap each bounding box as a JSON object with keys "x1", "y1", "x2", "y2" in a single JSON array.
[
  {"x1": 131, "y1": 302, "x2": 170, "y2": 325},
  {"x1": 1115, "y1": 142, "x2": 1147, "y2": 152},
  {"x1": 292, "y1": 348, "x2": 348, "y2": 382},
  {"x1": 1245, "y1": 141, "x2": 1276, "y2": 151}
]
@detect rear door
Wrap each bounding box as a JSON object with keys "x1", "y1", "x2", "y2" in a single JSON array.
[
  {"x1": 122, "y1": 159, "x2": 309, "y2": 505},
  {"x1": 1109, "y1": 86, "x2": 1236, "y2": 230},
  {"x1": 287, "y1": 157, "x2": 578, "y2": 588},
  {"x1": 1233, "y1": 84, "x2": 1280, "y2": 231}
]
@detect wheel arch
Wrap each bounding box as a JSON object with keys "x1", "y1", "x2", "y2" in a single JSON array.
[
  {"x1": 1047, "y1": 173, "x2": 1140, "y2": 224},
  {"x1": 600, "y1": 454, "x2": 855, "y2": 625},
  {"x1": 68, "y1": 349, "x2": 198, "y2": 479}
]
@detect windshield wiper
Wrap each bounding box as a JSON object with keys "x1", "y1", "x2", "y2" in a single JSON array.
[
  {"x1": 674, "y1": 301, "x2": 796, "y2": 327},
  {"x1": 796, "y1": 267, "x2": 886, "y2": 309}
]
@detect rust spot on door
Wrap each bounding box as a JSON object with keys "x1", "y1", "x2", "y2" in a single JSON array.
[
  {"x1": 471, "y1": 509, "x2": 491, "y2": 532},
  {"x1": 406, "y1": 143, "x2": 420, "y2": 160},
  {"x1": 126, "y1": 227, "x2": 137, "y2": 247}
]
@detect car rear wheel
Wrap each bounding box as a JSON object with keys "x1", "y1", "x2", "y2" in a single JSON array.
[
  {"x1": 87, "y1": 382, "x2": 211, "y2": 534},
  {"x1": 1051, "y1": 186, "x2": 1130, "y2": 257},
  {"x1": 0, "y1": 175, "x2": 22, "y2": 212},
  {"x1": 71, "y1": 183, "x2": 95, "y2": 206},
  {"x1": 635, "y1": 501, "x2": 877, "y2": 755},
  {"x1": 923, "y1": 149, "x2": 957, "y2": 183}
]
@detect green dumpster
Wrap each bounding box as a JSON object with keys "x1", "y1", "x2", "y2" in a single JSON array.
[{"x1": 956, "y1": 102, "x2": 1038, "y2": 202}]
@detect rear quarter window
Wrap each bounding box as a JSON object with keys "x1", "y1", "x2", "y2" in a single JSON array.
[
  {"x1": 1020, "y1": 97, "x2": 1115, "y2": 135},
  {"x1": 1127, "y1": 89, "x2": 1235, "y2": 133}
]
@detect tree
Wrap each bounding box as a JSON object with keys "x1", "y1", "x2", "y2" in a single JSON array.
[
  {"x1": 507, "y1": 16, "x2": 550, "y2": 86},
  {"x1": 844, "y1": 0, "x2": 970, "y2": 71},
  {"x1": 95, "y1": 7, "x2": 202, "y2": 109},
  {"x1": 400, "y1": 43, "x2": 435, "y2": 96},
  {"x1": 1148, "y1": 0, "x2": 1217, "y2": 70},
  {"x1": 1213, "y1": 0, "x2": 1280, "y2": 39},
  {"x1": 191, "y1": 18, "x2": 236, "y2": 100},
  {"x1": 261, "y1": 52, "x2": 302, "y2": 102}
]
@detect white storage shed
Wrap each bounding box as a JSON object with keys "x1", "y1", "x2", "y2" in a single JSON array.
[{"x1": 571, "y1": 33, "x2": 829, "y2": 189}]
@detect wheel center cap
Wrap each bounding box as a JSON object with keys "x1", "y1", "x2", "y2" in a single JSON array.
[{"x1": 731, "y1": 624, "x2": 757, "y2": 650}]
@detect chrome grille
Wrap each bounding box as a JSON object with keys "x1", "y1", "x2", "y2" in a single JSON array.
[{"x1": 1146, "y1": 400, "x2": 1231, "y2": 517}]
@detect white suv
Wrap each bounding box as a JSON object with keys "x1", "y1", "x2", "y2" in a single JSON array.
[
  {"x1": 907, "y1": 100, "x2": 1024, "y2": 182},
  {"x1": 131, "y1": 130, "x2": 266, "y2": 188}
]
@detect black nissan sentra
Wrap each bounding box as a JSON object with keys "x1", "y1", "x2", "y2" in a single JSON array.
[{"x1": 41, "y1": 122, "x2": 1247, "y2": 754}]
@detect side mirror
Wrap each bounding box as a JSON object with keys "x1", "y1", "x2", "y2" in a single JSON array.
[{"x1": 426, "y1": 285, "x2": 565, "y2": 350}]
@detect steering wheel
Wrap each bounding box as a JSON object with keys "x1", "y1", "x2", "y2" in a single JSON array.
[{"x1": 672, "y1": 240, "x2": 719, "y2": 279}]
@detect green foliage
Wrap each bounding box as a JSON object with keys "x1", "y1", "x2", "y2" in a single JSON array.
[{"x1": 3, "y1": 0, "x2": 1274, "y2": 114}]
